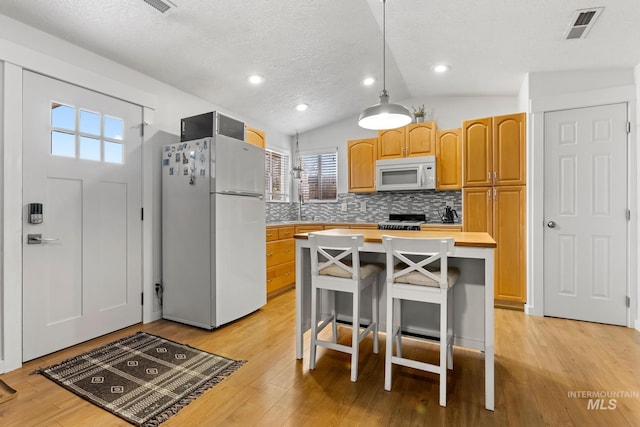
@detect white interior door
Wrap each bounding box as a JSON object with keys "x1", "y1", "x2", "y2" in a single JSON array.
[
  {"x1": 22, "y1": 71, "x2": 143, "y2": 360},
  {"x1": 544, "y1": 103, "x2": 628, "y2": 325}
]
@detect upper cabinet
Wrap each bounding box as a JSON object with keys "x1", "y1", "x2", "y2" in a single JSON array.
[
  {"x1": 436, "y1": 128, "x2": 462, "y2": 190},
  {"x1": 377, "y1": 122, "x2": 437, "y2": 160},
  {"x1": 462, "y1": 117, "x2": 492, "y2": 187},
  {"x1": 347, "y1": 138, "x2": 377, "y2": 193},
  {"x1": 377, "y1": 127, "x2": 405, "y2": 159},
  {"x1": 246, "y1": 125, "x2": 266, "y2": 149},
  {"x1": 493, "y1": 113, "x2": 526, "y2": 186},
  {"x1": 462, "y1": 113, "x2": 526, "y2": 187}
]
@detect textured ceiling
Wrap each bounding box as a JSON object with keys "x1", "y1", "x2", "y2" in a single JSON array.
[{"x1": 1, "y1": 0, "x2": 639, "y2": 135}]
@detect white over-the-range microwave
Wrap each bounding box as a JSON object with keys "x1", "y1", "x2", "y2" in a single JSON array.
[{"x1": 375, "y1": 156, "x2": 436, "y2": 191}]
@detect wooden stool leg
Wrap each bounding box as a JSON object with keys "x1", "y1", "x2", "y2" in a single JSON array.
[
  {"x1": 384, "y1": 288, "x2": 393, "y2": 391},
  {"x1": 372, "y1": 277, "x2": 379, "y2": 354},
  {"x1": 394, "y1": 298, "x2": 402, "y2": 358},
  {"x1": 309, "y1": 286, "x2": 318, "y2": 370},
  {"x1": 331, "y1": 290, "x2": 338, "y2": 343},
  {"x1": 439, "y1": 297, "x2": 448, "y2": 407},
  {"x1": 351, "y1": 290, "x2": 360, "y2": 382}
]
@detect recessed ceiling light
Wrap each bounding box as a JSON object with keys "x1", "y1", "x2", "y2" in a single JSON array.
[
  {"x1": 248, "y1": 74, "x2": 264, "y2": 85},
  {"x1": 362, "y1": 77, "x2": 376, "y2": 86},
  {"x1": 432, "y1": 64, "x2": 450, "y2": 74},
  {"x1": 296, "y1": 103, "x2": 309, "y2": 112}
]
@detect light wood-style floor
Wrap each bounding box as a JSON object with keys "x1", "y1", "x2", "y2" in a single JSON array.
[{"x1": 1, "y1": 288, "x2": 639, "y2": 426}]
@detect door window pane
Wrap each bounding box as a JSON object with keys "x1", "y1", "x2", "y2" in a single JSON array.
[
  {"x1": 51, "y1": 131, "x2": 75, "y2": 157},
  {"x1": 80, "y1": 110, "x2": 100, "y2": 135},
  {"x1": 105, "y1": 141, "x2": 123, "y2": 164},
  {"x1": 104, "y1": 116, "x2": 123, "y2": 140},
  {"x1": 51, "y1": 103, "x2": 75, "y2": 131},
  {"x1": 80, "y1": 136, "x2": 101, "y2": 161}
]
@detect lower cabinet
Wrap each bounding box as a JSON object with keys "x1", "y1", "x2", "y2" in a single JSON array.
[
  {"x1": 463, "y1": 186, "x2": 526, "y2": 304},
  {"x1": 266, "y1": 226, "x2": 295, "y2": 295}
]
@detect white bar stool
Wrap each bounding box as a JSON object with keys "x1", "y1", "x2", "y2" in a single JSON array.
[
  {"x1": 382, "y1": 236, "x2": 459, "y2": 406},
  {"x1": 308, "y1": 233, "x2": 382, "y2": 382}
]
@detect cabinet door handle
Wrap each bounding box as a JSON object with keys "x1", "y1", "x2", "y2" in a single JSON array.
[
  {"x1": 487, "y1": 189, "x2": 491, "y2": 201},
  {"x1": 266, "y1": 233, "x2": 273, "y2": 237},
  {"x1": 488, "y1": 172, "x2": 491, "y2": 183},
  {"x1": 493, "y1": 188, "x2": 496, "y2": 200},
  {"x1": 493, "y1": 171, "x2": 497, "y2": 182},
  {"x1": 267, "y1": 253, "x2": 273, "y2": 257}
]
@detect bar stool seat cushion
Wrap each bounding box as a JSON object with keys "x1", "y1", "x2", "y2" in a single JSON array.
[
  {"x1": 393, "y1": 265, "x2": 460, "y2": 288},
  {"x1": 320, "y1": 262, "x2": 384, "y2": 279}
]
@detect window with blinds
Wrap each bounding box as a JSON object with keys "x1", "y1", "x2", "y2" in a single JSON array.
[
  {"x1": 265, "y1": 149, "x2": 290, "y2": 202},
  {"x1": 300, "y1": 150, "x2": 337, "y2": 202}
]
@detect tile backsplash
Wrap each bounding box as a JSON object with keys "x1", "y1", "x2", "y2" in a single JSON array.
[{"x1": 267, "y1": 190, "x2": 462, "y2": 224}]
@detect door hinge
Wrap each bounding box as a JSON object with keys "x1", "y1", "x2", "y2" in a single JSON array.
[
  {"x1": 626, "y1": 209, "x2": 631, "y2": 221},
  {"x1": 141, "y1": 292, "x2": 144, "y2": 305},
  {"x1": 627, "y1": 122, "x2": 631, "y2": 134},
  {"x1": 626, "y1": 296, "x2": 630, "y2": 308},
  {"x1": 141, "y1": 207, "x2": 144, "y2": 221}
]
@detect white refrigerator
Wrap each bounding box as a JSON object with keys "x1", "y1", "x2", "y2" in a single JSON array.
[{"x1": 161, "y1": 131, "x2": 266, "y2": 329}]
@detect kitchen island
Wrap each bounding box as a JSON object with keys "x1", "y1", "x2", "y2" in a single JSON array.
[{"x1": 294, "y1": 228, "x2": 496, "y2": 410}]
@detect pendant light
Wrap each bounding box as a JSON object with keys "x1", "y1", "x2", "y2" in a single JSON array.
[{"x1": 358, "y1": 0, "x2": 412, "y2": 130}]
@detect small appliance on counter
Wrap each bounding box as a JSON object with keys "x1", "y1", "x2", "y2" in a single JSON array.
[
  {"x1": 378, "y1": 213, "x2": 426, "y2": 230},
  {"x1": 440, "y1": 206, "x2": 458, "y2": 224}
]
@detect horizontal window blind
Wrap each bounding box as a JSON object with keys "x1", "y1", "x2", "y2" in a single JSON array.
[
  {"x1": 300, "y1": 151, "x2": 337, "y2": 202},
  {"x1": 265, "y1": 149, "x2": 289, "y2": 202}
]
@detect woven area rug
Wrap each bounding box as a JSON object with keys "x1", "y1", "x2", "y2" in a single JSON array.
[{"x1": 35, "y1": 332, "x2": 245, "y2": 426}]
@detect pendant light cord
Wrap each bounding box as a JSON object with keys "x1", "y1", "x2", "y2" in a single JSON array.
[{"x1": 382, "y1": 0, "x2": 387, "y2": 94}]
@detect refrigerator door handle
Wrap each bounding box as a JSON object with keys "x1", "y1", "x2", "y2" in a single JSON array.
[{"x1": 219, "y1": 190, "x2": 264, "y2": 199}]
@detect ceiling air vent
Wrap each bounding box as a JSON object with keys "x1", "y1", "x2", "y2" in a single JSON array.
[
  {"x1": 143, "y1": 0, "x2": 176, "y2": 14},
  {"x1": 564, "y1": 7, "x2": 604, "y2": 40}
]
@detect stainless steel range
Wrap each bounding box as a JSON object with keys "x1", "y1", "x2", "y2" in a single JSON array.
[{"x1": 377, "y1": 213, "x2": 426, "y2": 231}]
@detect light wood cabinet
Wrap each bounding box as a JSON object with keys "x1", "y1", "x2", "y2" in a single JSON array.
[
  {"x1": 463, "y1": 186, "x2": 526, "y2": 303},
  {"x1": 493, "y1": 186, "x2": 526, "y2": 302},
  {"x1": 463, "y1": 187, "x2": 493, "y2": 236},
  {"x1": 493, "y1": 113, "x2": 526, "y2": 186},
  {"x1": 436, "y1": 128, "x2": 462, "y2": 190},
  {"x1": 347, "y1": 138, "x2": 377, "y2": 193},
  {"x1": 246, "y1": 125, "x2": 266, "y2": 149},
  {"x1": 463, "y1": 113, "x2": 525, "y2": 187},
  {"x1": 406, "y1": 122, "x2": 437, "y2": 157},
  {"x1": 266, "y1": 226, "x2": 295, "y2": 295},
  {"x1": 377, "y1": 127, "x2": 405, "y2": 159},
  {"x1": 377, "y1": 122, "x2": 437, "y2": 160},
  {"x1": 462, "y1": 117, "x2": 492, "y2": 187},
  {"x1": 462, "y1": 112, "x2": 526, "y2": 305}
]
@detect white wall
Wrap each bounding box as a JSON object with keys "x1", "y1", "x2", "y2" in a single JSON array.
[
  {"x1": 0, "y1": 61, "x2": 4, "y2": 369},
  {"x1": 636, "y1": 64, "x2": 640, "y2": 331},
  {"x1": 299, "y1": 95, "x2": 518, "y2": 194},
  {"x1": 0, "y1": 15, "x2": 291, "y2": 372},
  {"x1": 525, "y1": 69, "x2": 638, "y2": 332}
]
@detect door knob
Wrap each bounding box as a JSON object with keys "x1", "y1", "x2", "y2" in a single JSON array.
[{"x1": 547, "y1": 221, "x2": 556, "y2": 228}]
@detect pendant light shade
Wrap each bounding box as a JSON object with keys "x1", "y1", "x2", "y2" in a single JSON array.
[
  {"x1": 358, "y1": 0, "x2": 412, "y2": 130},
  {"x1": 358, "y1": 90, "x2": 412, "y2": 130}
]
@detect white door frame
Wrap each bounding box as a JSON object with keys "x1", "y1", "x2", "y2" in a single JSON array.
[
  {"x1": 527, "y1": 84, "x2": 638, "y2": 329},
  {"x1": 1, "y1": 45, "x2": 159, "y2": 372}
]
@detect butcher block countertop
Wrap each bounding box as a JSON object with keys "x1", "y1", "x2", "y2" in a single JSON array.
[{"x1": 294, "y1": 228, "x2": 496, "y2": 248}]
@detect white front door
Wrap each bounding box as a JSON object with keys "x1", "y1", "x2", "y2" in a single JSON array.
[
  {"x1": 22, "y1": 71, "x2": 143, "y2": 361},
  {"x1": 543, "y1": 103, "x2": 628, "y2": 325}
]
